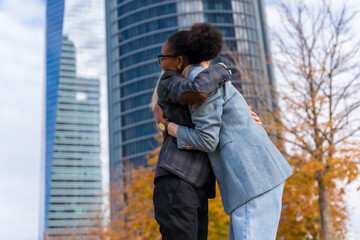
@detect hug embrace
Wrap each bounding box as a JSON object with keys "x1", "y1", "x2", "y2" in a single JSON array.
[{"x1": 150, "y1": 23, "x2": 293, "y2": 240}]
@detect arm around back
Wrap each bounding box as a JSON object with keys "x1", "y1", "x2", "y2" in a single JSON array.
[
  {"x1": 176, "y1": 87, "x2": 223, "y2": 152},
  {"x1": 157, "y1": 64, "x2": 231, "y2": 105}
]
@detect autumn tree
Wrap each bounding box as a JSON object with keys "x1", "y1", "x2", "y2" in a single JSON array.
[
  {"x1": 208, "y1": 184, "x2": 230, "y2": 240},
  {"x1": 89, "y1": 135, "x2": 162, "y2": 240},
  {"x1": 117, "y1": 142, "x2": 162, "y2": 239},
  {"x1": 225, "y1": 0, "x2": 360, "y2": 239}
]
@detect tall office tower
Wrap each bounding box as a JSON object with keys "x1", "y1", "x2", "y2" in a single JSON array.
[
  {"x1": 106, "y1": 0, "x2": 275, "y2": 188},
  {"x1": 42, "y1": 0, "x2": 106, "y2": 239}
]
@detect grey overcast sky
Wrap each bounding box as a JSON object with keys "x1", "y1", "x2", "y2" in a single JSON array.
[{"x1": 0, "y1": 0, "x2": 358, "y2": 240}]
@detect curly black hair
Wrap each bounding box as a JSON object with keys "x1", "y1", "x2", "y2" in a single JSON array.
[
  {"x1": 187, "y1": 23, "x2": 224, "y2": 64},
  {"x1": 167, "y1": 30, "x2": 191, "y2": 59}
]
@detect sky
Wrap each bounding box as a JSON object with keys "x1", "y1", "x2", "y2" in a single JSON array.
[
  {"x1": 0, "y1": 0, "x2": 358, "y2": 240},
  {"x1": 0, "y1": 0, "x2": 44, "y2": 239}
]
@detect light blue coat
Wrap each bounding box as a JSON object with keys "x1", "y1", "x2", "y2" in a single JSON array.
[{"x1": 176, "y1": 66, "x2": 293, "y2": 214}]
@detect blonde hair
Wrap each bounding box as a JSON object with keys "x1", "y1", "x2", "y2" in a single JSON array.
[{"x1": 149, "y1": 71, "x2": 164, "y2": 111}]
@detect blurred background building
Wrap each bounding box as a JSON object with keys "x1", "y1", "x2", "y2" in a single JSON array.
[
  {"x1": 105, "y1": 0, "x2": 275, "y2": 212},
  {"x1": 42, "y1": 0, "x2": 106, "y2": 238}
]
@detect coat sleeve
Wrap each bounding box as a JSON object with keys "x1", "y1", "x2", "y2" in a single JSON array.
[
  {"x1": 159, "y1": 64, "x2": 231, "y2": 105},
  {"x1": 176, "y1": 86, "x2": 224, "y2": 152}
]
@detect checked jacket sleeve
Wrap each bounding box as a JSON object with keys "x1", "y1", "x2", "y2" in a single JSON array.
[{"x1": 157, "y1": 64, "x2": 231, "y2": 105}]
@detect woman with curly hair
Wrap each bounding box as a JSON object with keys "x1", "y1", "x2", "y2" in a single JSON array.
[
  {"x1": 152, "y1": 24, "x2": 260, "y2": 239},
  {"x1": 151, "y1": 28, "x2": 233, "y2": 240},
  {"x1": 155, "y1": 23, "x2": 293, "y2": 240}
]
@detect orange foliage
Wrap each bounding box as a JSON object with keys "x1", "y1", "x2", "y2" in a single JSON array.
[{"x1": 208, "y1": 184, "x2": 230, "y2": 240}]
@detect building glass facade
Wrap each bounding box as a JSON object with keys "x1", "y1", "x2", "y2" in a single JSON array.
[
  {"x1": 106, "y1": 0, "x2": 275, "y2": 214},
  {"x1": 42, "y1": 0, "x2": 106, "y2": 239}
]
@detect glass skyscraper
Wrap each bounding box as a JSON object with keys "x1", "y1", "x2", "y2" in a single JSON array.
[
  {"x1": 105, "y1": 0, "x2": 275, "y2": 189},
  {"x1": 42, "y1": 0, "x2": 106, "y2": 239}
]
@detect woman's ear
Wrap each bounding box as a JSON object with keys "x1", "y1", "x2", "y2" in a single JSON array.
[{"x1": 177, "y1": 56, "x2": 184, "y2": 70}]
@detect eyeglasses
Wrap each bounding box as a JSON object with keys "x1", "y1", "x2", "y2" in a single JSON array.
[{"x1": 157, "y1": 54, "x2": 178, "y2": 65}]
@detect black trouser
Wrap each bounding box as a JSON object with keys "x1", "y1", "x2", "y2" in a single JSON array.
[{"x1": 153, "y1": 174, "x2": 209, "y2": 240}]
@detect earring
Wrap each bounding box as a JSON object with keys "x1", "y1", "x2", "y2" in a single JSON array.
[{"x1": 177, "y1": 65, "x2": 181, "y2": 69}]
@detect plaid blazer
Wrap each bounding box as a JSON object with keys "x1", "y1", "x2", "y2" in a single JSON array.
[{"x1": 156, "y1": 64, "x2": 231, "y2": 189}]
